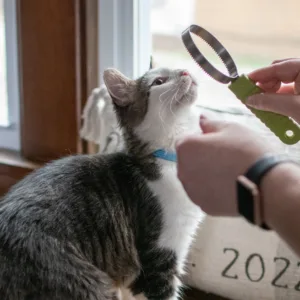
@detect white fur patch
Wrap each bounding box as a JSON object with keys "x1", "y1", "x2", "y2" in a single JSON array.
[
  {"x1": 135, "y1": 68, "x2": 204, "y2": 277},
  {"x1": 134, "y1": 68, "x2": 199, "y2": 152},
  {"x1": 149, "y1": 160, "x2": 203, "y2": 275},
  {"x1": 120, "y1": 68, "x2": 203, "y2": 299}
]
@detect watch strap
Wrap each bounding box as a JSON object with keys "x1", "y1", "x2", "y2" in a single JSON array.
[
  {"x1": 238, "y1": 154, "x2": 293, "y2": 230},
  {"x1": 245, "y1": 154, "x2": 292, "y2": 186}
]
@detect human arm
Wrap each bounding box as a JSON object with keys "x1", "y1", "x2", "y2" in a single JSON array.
[
  {"x1": 262, "y1": 162, "x2": 300, "y2": 256},
  {"x1": 176, "y1": 117, "x2": 300, "y2": 257}
]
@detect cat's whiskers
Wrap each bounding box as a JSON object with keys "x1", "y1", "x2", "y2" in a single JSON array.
[
  {"x1": 157, "y1": 84, "x2": 178, "y2": 133},
  {"x1": 169, "y1": 88, "x2": 180, "y2": 118},
  {"x1": 158, "y1": 94, "x2": 173, "y2": 133},
  {"x1": 158, "y1": 85, "x2": 176, "y2": 103},
  {"x1": 174, "y1": 87, "x2": 183, "y2": 104},
  {"x1": 183, "y1": 83, "x2": 198, "y2": 98}
]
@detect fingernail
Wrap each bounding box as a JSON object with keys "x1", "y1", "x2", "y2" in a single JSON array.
[
  {"x1": 200, "y1": 114, "x2": 208, "y2": 121},
  {"x1": 246, "y1": 95, "x2": 257, "y2": 106}
]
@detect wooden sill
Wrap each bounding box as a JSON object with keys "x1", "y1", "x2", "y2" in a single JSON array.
[{"x1": 0, "y1": 148, "x2": 41, "y2": 196}]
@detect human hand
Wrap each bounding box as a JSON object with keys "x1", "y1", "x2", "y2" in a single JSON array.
[
  {"x1": 176, "y1": 116, "x2": 277, "y2": 217},
  {"x1": 247, "y1": 58, "x2": 300, "y2": 123}
]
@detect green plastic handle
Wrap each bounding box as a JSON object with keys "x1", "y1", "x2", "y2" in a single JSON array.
[{"x1": 228, "y1": 74, "x2": 300, "y2": 145}]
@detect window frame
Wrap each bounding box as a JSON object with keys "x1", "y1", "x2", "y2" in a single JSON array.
[
  {"x1": 0, "y1": 0, "x2": 97, "y2": 195},
  {"x1": 17, "y1": 0, "x2": 91, "y2": 162},
  {"x1": 98, "y1": 0, "x2": 151, "y2": 81},
  {"x1": 0, "y1": 0, "x2": 20, "y2": 150}
]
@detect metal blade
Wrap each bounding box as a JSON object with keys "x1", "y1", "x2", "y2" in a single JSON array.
[{"x1": 182, "y1": 25, "x2": 239, "y2": 84}]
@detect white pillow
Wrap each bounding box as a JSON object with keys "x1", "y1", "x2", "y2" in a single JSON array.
[{"x1": 185, "y1": 216, "x2": 300, "y2": 300}]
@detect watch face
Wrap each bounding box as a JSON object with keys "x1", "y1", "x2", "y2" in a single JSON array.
[{"x1": 237, "y1": 175, "x2": 261, "y2": 226}]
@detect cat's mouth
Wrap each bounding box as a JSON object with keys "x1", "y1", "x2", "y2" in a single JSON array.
[
  {"x1": 181, "y1": 71, "x2": 197, "y2": 86},
  {"x1": 175, "y1": 83, "x2": 197, "y2": 106}
]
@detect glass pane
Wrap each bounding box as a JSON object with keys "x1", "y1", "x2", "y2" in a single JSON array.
[
  {"x1": 150, "y1": 0, "x2": 300, "y2": 108},
  {"x1": 0, "y1": 0, "x2": 8, "y2": 126}
]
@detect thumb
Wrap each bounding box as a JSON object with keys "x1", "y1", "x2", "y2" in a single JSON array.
[
  {"x1": 246, "y1": 93, "x2": 300, "y2": 122},
  {"x1": 199, "y1": 115, "x2": 226, "y2": 134}
]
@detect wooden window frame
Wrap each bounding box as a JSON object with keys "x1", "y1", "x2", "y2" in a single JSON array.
[{"x1": 0, "y1": 0, "x2": 98, "y2": 195}]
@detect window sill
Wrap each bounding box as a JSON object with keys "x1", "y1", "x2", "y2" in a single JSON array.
[{"x1": 0, "y1": 148, "x2": 40, "y2": 196}]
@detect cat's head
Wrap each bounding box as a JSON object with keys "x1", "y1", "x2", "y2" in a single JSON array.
[{"x1": 103, "y1": 67, "x2": 198, "y2": 153}]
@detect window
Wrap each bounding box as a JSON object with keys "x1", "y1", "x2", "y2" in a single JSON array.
[
  {"x1": 1, "y1": 0, "x2": 92, "y2": 195},
  {"x1": 0, "y1": 0, "x2": 8, "y2": 126},
  {"x1": 99, "y1": 0, "x2": 300, "y2": 110},
  {"x1": 0, "y1": 0, "x2": 20, "y2": 150},
  {"x1": 150, "y1": 0, "x2": 300, "y2": 110},
  {"x1": 98, "y1": 0, "x2": 151, "y2": 82}
]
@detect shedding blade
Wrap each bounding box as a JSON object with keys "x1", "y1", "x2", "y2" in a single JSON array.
[
  {"x1": 181, "y1": 25, "x2": 238, "y2": 84},
  {"x1": 181, "y1": 25, "x2": 300, "y2": 145}
]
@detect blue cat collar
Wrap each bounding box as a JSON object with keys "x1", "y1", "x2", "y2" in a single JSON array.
[{"x1": 152, "y1": 149, "x2": 177, "y2": 162}]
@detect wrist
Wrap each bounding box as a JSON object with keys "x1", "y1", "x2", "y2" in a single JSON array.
[
  {"x1": 261, "y1": 162, "x2": 300, "y2": 228},
  {"x1": 237, "y1": 154, "x2": 298, "y2": 229}
]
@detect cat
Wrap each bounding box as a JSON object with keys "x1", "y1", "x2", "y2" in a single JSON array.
[{"x1": 0, "y1": 67, "x2": 202, "y2": 300}]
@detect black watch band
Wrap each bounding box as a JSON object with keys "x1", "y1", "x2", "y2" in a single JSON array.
[{"x1": 237, "y1": 154, "x2": 293, "y2": 230}]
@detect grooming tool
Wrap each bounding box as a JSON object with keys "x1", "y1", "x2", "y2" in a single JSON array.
[{"x1": 181, "y1": 24, "x2": 300, "y2": 145}]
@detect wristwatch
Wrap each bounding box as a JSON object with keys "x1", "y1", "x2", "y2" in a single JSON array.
[{"x1": 237, "y1": 154, "x2": 293, "y2": 230}]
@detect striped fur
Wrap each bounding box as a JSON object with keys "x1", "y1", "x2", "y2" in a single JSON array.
[{"x1": 0, "y1": 68, "x2": 202, "y2": 299}]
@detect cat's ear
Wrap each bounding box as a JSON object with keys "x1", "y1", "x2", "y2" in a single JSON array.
[{"x1": 103, "y1": 68, "x2": 136, "y2": 107}]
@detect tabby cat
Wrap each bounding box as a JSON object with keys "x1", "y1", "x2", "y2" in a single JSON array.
[{"x1": 0, "y1": 67, "x2": 202, "y2": 300}]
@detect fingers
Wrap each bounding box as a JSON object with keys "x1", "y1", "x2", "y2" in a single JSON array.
[
  {"x1": 259, "y1": 83, "x2": 296, "y2": 94},
  {"x1": 278, "y1": 84, "x2": 295, "y2": 94},
  {"x1": 176, "y1": 136, "x2": 203, "y2": 180},
  {"x1": 247, "y1": 93, "x2": 300, "y2": 122},
  {"x1": 248, "y1": 59, "x2": 300, "y2": 86},
  {"x1": 272, "y1": 58, "x2": 298, "y2": 64},
  {"x1": 176, "y1": 116, "x2": 227, "y2": 157},
  {"x1": 257, "y1": 79, "x2": 281, "y2": 93},
  {"x1": 176, "y1": 116, "x2": 225, "y2": 151},
  {"x1": 199, "y1": 115, "x2": 226, "y2": 134}
]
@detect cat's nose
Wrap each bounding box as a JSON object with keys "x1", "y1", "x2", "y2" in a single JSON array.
[{"x1": 181, "y1": 71, "x2": 189, "y2": 76}]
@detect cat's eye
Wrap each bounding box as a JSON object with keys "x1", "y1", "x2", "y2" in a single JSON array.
[{"x1": 152, "y1": 77, "x2": 167, "y2": 86}]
